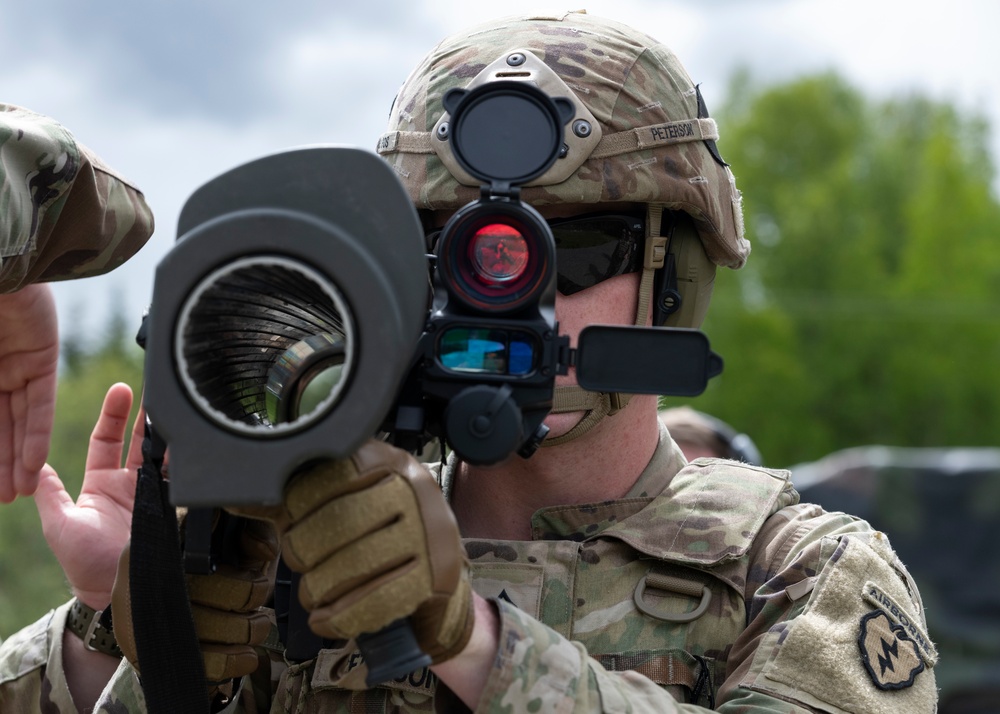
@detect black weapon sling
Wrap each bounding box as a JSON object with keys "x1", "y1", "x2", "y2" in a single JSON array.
[{"x1": 128, "y1": 419, "x2": 211, "y2": 713}]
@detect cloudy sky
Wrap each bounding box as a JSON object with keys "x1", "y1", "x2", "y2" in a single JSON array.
[{"x1": 4, "y1": 0, "x2": 998, "y2": 344}]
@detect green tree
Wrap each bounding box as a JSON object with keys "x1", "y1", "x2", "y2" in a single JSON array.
[{"x1": 666, "y1": 71, "x2": 1000, "y2": 467}]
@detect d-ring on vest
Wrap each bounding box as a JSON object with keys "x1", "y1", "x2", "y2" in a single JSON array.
[{"x1": 634, "y1": 570, "x2": 712, "y2": 623}]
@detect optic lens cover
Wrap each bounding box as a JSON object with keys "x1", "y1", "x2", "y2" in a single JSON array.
[{"x1": 442, "y1": 81, "x2": 575, "y2": 186}]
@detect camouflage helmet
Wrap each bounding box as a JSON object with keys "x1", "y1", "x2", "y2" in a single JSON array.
[{"x1": 377, "y1": 10, "x2": 750, "y2": 330}]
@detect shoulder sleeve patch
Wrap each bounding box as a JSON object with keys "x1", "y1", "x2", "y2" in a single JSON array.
[
  {"x1": 862, "y1": 581, "x2": 937, "y2": 665},
  {"x1": 742, "y1": 532, "x2": 938, "y2": 713},
  {"x1": 858, "y1": 610, "x2": 924, "y2": 690}
]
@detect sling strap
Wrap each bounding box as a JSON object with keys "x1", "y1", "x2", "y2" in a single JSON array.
[{"x1": 129, "y1": 420, "x2": 211, "y2": 713}]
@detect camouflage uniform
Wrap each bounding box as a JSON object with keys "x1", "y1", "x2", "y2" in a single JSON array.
[
  {"x1": 0, "y1": 602, "x2": 78, "y2": 711},
  {"x1": 0, "y1": 103, "x2": 153, "y2": 293},
  {"x1": 1, "y1": 425, "x2": 938, "y2": 712},
  {"x1": 794, "y1": 446, "x2": 1000, "y2": 710},
  {"x1": 0, "y1": 13, "x2": 939, "y2": 712}
]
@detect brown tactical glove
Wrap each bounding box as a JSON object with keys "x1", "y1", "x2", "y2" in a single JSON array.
[
  {"x1": 111, "y1": 514, "x2": 278, "y2": 686},
  {"x1": 264, "y1": 439, "x2": 474, "y2": 664}
]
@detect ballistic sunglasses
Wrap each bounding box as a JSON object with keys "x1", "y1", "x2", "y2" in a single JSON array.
[
  {"x1": 427, "y1": 212, "x2": 646, "y2": 296},
  {"x1": 549, "y1": 212, "x2": 645, "y2": 296}
]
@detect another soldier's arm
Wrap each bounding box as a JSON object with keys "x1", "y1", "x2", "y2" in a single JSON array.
[
  {"x1": 0, "y1": 103, "x2": 154, "y2": 293},
  {"x1": 45, "y1": 384, "x2": 142, "y2": 709},
  {"x1": 0, "y1": 604, "x2": 140, "y2": 714},
  {"x1": 0, "y1": 602, "x2": 90, "y2": 713},
  {"x1": 0, "y1": 384, "x2": 142, "y2": 711},
  {"x1": 0, "y1": 103, "x2": 153, "y2": 499}
]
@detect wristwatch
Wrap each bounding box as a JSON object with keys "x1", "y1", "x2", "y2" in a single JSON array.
[{"x1": 66, "y1": 598, "x2": 123, "y2": 658}]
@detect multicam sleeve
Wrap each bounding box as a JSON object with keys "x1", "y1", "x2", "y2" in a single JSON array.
[
  {"x1": 0, "y1": 603, "x2": 262, "y2": 714},
  {"x1": 94, "y1": 661, "x2": 268, "y2": 713},
  {"x1": 474, "y1": 598, "x2": 693, "y2": 713},
  {"x1": 92, "y1": 659, "x2": 149, "y2": 712},
  {"x1": 719, "y1": 504, "x2": 938, "y2": 713},
  {"x1": 0, "y1": 103, "x2": 154, "y2": 293},
  {"x1": 471, "y1": 509, "x2": 938, "y2": 713},
  {"x1": 0, "y1": 600, "x2": 79, "y2": 713}
]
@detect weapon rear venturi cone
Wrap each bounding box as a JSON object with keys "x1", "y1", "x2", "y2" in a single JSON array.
[
  {"x1": 176, "y1": 255, "x2": 354, "y2": 436},
  {"x1": 144, "y1": 146, "x2": 428, "y2": 508}
]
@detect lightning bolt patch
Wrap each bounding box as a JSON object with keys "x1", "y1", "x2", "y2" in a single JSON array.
[
  {"x1": 859, "y1": 610, "x2": 924, "y2": 690},
  {"x1": 877, "y1": 637, "x2": 898, "y2": 675}
]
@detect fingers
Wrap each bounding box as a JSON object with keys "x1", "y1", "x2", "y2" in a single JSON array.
[
  {"x1": 188, "y1": 565, "x2": 274, "y2": 612},
  {"x1": 9, "y1": 389, "x2": 28, "y2": 495},
  {"x1": 296, "y1": 521, "x2": 426, "y2": 610},
  {"x1": 0, "y1": 395, "x2": 14, "y2": 503},
  {"x1": 0, "y1": 283, "x2": 58, "y2": 501},
  {"x1": 304, "y1": 561, "x2": 428, "y2": 639},
  {"x1": 236, "y1": 517, "x2": 281, "y2": 566},
  {"x1": 9, "y1": 388, "x2": 41, "y2": 499},
  {"x1": 280, "y1": 449, "x2": 403, "y2": 523},
  {"x1": 85, "y1": 383, "x2": 135, "y2": 474},
  {"x1": 20, "y1": 359, "x2": 58, "y2": 477},
  {"x1": 0, "y1": 391, "x2": 13, "y2": 502},
  {"x1": 201, "y1": 644, "x2": 264, "y2": 684},
  {"x1": 124, "y1": 400, "x2": 147, "y2": 473},
  {"x1": 33, "y1": 464, "x2": 72, "y2": 544},
  {"x1": 282, "y1": 475, "x2": 416, "y2": 571}
]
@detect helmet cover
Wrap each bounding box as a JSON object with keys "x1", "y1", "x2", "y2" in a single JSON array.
[{"x1": 377, "y1": 11, "x2": 750, "y2": 271}]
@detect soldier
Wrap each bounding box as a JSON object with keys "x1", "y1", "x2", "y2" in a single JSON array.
[
  {"x1": 0, "y1": 12, "x2": 938, "y2": 713},
  {"x1": 658, "y1": 406, "x2": 763, "y2": 465},
  {"x1": 0, "y1": 103, "x2": 153, "y2": 502}
]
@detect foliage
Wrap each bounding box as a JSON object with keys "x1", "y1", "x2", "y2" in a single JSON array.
[{"x1": 663, "y1": 70, "x2": 1000, "y2": 467}]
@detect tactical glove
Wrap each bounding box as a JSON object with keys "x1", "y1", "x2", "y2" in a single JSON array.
[
  {"x1": 111, "y1": 513, "x2": 278, "y2": 685},
  {"x1": 268, "y1": 439, "x2": 474, "y2": 664}
]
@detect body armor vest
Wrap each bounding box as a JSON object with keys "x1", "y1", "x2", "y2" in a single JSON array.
[{"x1": 272, "y1": 459, "x2": 797, "y2": 712}]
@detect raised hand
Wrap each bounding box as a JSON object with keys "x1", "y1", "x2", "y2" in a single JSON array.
[
  {"x1": 34, "y1": 382, "x2": 143, "y2": 608},
  {"x1": 0, "y1": 283, "x2": 59, "y2": 502}
]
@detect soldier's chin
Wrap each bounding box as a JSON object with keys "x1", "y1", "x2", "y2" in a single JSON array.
[{"x1": 543, "y1": 411, "x2": 587, "y2": 440}]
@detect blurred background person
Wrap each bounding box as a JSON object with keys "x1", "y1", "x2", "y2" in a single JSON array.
[{"x1": 658, "y1": 405, "x2": 763, "y2": 466}]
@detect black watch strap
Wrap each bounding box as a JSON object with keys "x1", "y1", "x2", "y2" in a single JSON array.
[{"x1": 66, "y1": 598, "x2": 123, "y2": 658}]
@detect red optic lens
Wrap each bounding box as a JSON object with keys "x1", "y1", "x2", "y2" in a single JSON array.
[{"x1": 470, "y1": 224, "x2": 529, "y2": 283}]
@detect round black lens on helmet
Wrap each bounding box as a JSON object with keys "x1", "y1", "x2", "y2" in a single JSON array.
[{"x1": 442, "y1": 81, "x2": 575, "y2": 186}]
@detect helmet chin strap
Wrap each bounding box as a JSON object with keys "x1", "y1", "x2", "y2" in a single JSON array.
[{"x1": 542, "y1": 204, "x2": 667, "y2": 447}]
